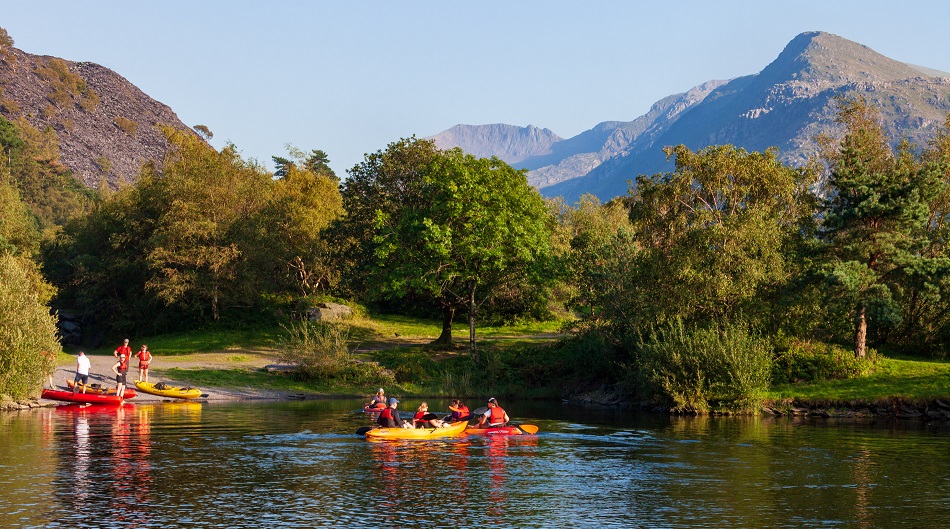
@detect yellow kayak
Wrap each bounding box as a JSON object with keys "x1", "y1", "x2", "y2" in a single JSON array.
[
  {"x1": 365, "y1": 419, "x2": 468, "y2": 440},
  {"x1": 133, "y1": 380, "x2": 205, "y2": 399}
]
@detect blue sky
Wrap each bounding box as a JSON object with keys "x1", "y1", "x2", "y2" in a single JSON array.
[{"x1": 5, "y1": 1, "x2": 950, "y2": 177}]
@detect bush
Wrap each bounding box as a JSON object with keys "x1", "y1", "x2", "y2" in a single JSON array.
[
  {"x1": 633, "y1": 320, "x2": 772, "y2": 413},
  {"x1": 114, "y1": 116, "x2": 138, "y2": 136},
  {"x1": 0, "y1": 253, "x2": 61, "y2": 400},
  {"x1": 772, "y1": 340, "x2": 879, "y2": 384},
  {"x1": 278, "y1": 320, "x2": 393, "y2": 386}
]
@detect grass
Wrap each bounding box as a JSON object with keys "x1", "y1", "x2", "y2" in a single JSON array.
[
  {"x1": 767, "y1": 355, "x2": 950, "y2": 401},
  {"x1": 73, "y1": 326, "x2": 282, "y2": 357}
]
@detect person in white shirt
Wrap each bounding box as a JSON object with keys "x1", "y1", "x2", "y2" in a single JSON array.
[{"x1": 73, "y1": 351, "x2": 91, "y2": 393}]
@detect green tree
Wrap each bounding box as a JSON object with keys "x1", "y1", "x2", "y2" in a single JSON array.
[
  {"x1": 553, "y1": 194, "x2": 636, "y2": 323},
  {"x1": 334, "y1": 137, "x2": 442, "y2": 305},
  {"x1": 142, "y1": 128, "x2": 272, "y2": 322},
  {"x1": 818, "y1": 98, "x2": 945, "y2": 357},
  {"x1": 372, "y1": 148, "x2": 552, "y2": 353},
  {"x1": 624, "y1": 144, "x2": 804, "y2": 331},
  {"x1": 264, "y1": 149, "x2": 343, "y2": 295}
]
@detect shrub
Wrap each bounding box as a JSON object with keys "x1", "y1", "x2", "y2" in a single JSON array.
[
  {"x1": 1, "y1": 98, "x2": 20, "y2": 115},
  {"x1": 633, "y1": 320, "x2": 772, "y2": 413},
  {"x1": 772, "y1": 340, "x2": 879, "y2": 384},
  {"x1": 79, "y1": 89, "x2": 99, "y2": 112},
  {"x1": 114, "y1": 116, "x2": 138, "y2": 136},
  {"x1": 278, "y1": 321, "x2": 394, "y2": 386},
  {"x1": 0, "y1": 253, "x2": 62, "y2": 400}
]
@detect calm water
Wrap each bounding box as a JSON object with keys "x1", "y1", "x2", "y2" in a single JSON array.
[{"x1": 1, "y1": 399, "x2": 948, "y2": 528}]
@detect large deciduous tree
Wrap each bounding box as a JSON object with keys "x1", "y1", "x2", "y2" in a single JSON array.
[
  {"x1": 376, "y1": 148, "x2": 552, "y2": 353},
  {"x1": 623, "y1": 144, "x2": 806, "y2": 331},
  {"x1": 338, "y1": 138, "x2": 552, "y2": 352},
  {"x1": 818, "y1": 98, "x2": 945, "y2": 357}
]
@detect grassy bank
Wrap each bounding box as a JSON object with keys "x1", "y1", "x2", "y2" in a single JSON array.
[
  {"x1": 767, "y1": 355, "x2": 950, "y2": 402},
  {"x1": 69, "y1": 314, "x2": 950, "y2": 407}
]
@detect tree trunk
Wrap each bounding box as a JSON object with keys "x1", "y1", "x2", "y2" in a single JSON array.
[
  {"x1": 854, "y1": 302, "x2": 867, "y2": 358},
  {"x1": 432, "y1": 305, "x2": 455, "y2": 345},
  {"x1": 469, "y1": 283, "x2": 477, "y2": 357}
]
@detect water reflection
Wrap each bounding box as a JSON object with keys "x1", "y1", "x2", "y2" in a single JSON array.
[{"x1": 1, "y1": 400, "x2": 949, "y2": 528}]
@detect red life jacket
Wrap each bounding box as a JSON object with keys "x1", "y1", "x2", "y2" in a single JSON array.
[
  {"x1": 489, "y1": 406, "x2": 507, "y2": 425},
  {"x1": 118, "y1": 353, "x2": 129, "y2": 372},
  {"x1": 140, "y1": 351, "x2": 152, "y2": 363}
]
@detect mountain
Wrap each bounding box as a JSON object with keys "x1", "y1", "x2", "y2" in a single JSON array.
[
  {"x1": 0, "y1": 43, "x2": 192, "y2": 189},
  {"x1": 430, "y1": 32, "x2": 950, "y2": 202}
]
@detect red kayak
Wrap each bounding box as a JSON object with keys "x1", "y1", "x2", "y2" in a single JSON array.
[
  {"x1": 66, "y1": 379, "x2": 137, "y2": 399},
  {"x1": 465, "y1": 424, "x2": 539, "y2": 435},
  {"x1": 42, "y1": 388, "x2": 135, "y2": 404}
]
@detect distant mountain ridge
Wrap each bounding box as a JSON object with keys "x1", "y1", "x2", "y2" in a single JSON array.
[
  {"x1": 429, "y1": 32, "x2": 950, "y2": 202},
  {"x1": 0, "y1": 44, "x2": 192, "y2": 189}
]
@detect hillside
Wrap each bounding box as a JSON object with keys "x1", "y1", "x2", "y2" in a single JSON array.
[
  {"x1": 0, "y1": 43, "x2": 192, "y2": 189},
  {"x1": 432, "y1": 31, "x2": 950, "y2": 202}
]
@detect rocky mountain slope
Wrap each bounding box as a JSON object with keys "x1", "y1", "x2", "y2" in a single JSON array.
[
  {"x1": 0, "y1": 43, "x2": 192, "y2": 189},
  {"x1": 431, "y1": 32, "x2": 950, "y2": 202}
]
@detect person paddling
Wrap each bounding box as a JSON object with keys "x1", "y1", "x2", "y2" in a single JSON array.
[
  {"x1": 476, "y1": 397, "x2": 510, "y2": 429},
  {"x1": 367, "y1": 388, "x2": 387, "y2": 409},
  {"x1": 446, "y1": 399, "x2": 471, "y2": 423},
  {"x1": 377, "y1": 398, "x2": 410, "y2": 428}
]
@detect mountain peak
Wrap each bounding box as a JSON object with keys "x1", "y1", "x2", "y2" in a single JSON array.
[{"x1": 761, "y1": 31, "x2": 923, "y2": 83}]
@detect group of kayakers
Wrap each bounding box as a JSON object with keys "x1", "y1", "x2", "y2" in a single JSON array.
[
  {"x1": 70, "y1": 339, "x2": 153, "y2": 399},
  {"x1": 367, "y1": 388, "x2": 510, "y2": 429}
]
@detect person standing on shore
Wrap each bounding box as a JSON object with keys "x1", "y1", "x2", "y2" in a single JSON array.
[
  {"x1": 114, "y1": 338, "x2": 132, "y2": 360},
  {"x1": 73, "y1": 351, "x2": 91, "y2": 393},
  {"x1": 111, "y1": 349, "x2": 129, "y2": 399},
  {"x1": 134, "y1": 344, "x2": 152, "y2": 382}
]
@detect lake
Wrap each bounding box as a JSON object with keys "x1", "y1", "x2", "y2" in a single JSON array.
[{"x1": 1, "y1": 399, "x2": 948, "y2": 528}]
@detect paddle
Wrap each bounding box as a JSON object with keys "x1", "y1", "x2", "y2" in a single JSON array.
[
  {"x1": 513, "y1": 424, "x2": 539, "y2": 434},
  {"x1": 355, "y1": 426, "x2": 374, "y2": 435}
]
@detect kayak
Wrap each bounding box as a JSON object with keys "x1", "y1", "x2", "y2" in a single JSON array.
[
  {"x1": 465, "y1": 424, "x2": 539, "y2": 435},
  {"x1": 134, "y1": 380, "x2": 205, "y2": 399},
  {"x1": 365, "y1": 419, "x2": 468, "y2": 440},
  {"x1": 363, "y1": 405, "x2": 387, "y2": 413},
  {"x1": 41, "y1": 388, "x2": 132, "y2": 404},
  {"x1": 66, "y1": 379, "x2": 138, "y2": 398}
]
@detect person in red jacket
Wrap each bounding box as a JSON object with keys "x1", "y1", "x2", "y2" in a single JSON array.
[
  {"x1": 446, "y1": 399, "x2": 471, "y2": 423},
  {"x1": 135, "y1": 344, "x2": 152, "y2": 382},
  {"x1": 377, "y1": 398, "x2": 410, "y2": 428},
  {"x1": 476, "y1": 397, "x2": 510, "y2": 428},
  {"x1": 111, "y1": 349, "x2": 130, "y2": 399},
  {"x1": 412, "y1": 402, "x2": 446, "y2": 428},
  {"x1": 114, "y1": 338, "x2": 132, "y2": 360}
]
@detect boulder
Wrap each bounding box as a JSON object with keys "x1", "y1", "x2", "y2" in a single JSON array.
[{"x1": 306, "y1": 302, "x2": 352, "y2": 322}]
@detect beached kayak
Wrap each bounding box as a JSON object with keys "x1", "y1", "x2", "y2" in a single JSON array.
[
  {"x1": 41, "y1": 388, "x2": 133, "y2": 404},
  {"x1": 133, "y1": 380, "x2": 205, "y2": 399},
  {"x1": 66, "y1": 379, "x2": 137, "y2": 398},
  {"x1": 465, "y1": 424, "x2": 539, "y2": 435},
  {"x1": 365, "y1": 419, "x2": 468, "y2": 440}
]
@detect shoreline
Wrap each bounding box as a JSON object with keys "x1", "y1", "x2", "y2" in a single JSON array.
[{"x1": 5, "y1": 352, "x2": 950, "y2": 419}]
